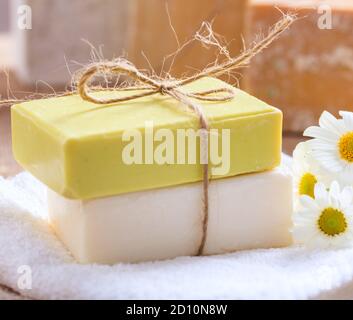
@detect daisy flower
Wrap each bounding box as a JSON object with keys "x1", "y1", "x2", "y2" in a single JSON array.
[
  {"x1": 293, "y1": 141, "x2": 332, "y2": 199},
  {"x1": 292, "y1": 181, "x2": 353, "y2": 248},
  {"x1": 304, "y1": 111, "x2": 353, "y2": 186}
]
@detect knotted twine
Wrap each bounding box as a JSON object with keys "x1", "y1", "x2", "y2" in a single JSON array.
[
  {"x1": 76, "y1": 15, "x2": 295, "y2": 256},
  {"x1": 0, "y1": 15, "x2": 295, "y2": 256}
]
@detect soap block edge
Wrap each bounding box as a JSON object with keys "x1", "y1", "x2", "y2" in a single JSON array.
[{"x1": 11, "y1": 104, "x2": 69, "y2": 196}]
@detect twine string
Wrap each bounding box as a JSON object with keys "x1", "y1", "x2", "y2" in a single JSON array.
[
  {"x1": 78, "y1": 60, "x2": 219, "y2": 255},
  {"x1": 76, "y1": 14, "x2": 295, "y2": 256},
  {"x1": 0, "y1": 14, "x2": 295, "y2": 256}
]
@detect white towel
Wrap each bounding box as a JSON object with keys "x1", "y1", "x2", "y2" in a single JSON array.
[{"x1": 1, "y1": 155, "x2": 353, "y2": 300}]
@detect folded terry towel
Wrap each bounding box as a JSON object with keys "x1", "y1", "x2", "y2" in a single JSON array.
[{"x1": 1, "y1": 155, "x2": 353, "y2": 300}]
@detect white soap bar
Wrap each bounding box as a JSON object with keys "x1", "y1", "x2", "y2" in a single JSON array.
[{"x1": 48, "y1": 164, "x2": 293, "y2": 264}]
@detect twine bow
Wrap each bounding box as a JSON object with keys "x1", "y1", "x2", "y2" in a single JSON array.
[
  {"x1": 76, "y1": 14, "x2": 295, "y2": 256},
  {"x1": 78, "y1": 60, "x2": 235, "y2": 256}
]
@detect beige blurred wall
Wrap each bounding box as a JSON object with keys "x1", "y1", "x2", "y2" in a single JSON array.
[
  {"x1": 0, "y1": 0, "x2": 10, "y2": 32},
  {"x1": 11, "y1": 0, "x2": 132, "y2": 84},
  {"x1": 10, "y1": 0, "x2": 249, "y2": 85}
]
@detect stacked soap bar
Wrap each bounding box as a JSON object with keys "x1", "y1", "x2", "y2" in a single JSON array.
[
  {"x1": 12, "y1": 78, "x2": 281, "y2": 199},
  {"x1": 48, "y1": 164, "x2": 292, "y2": 264},
  {"x1": 12, "y1": 77, "x2": 292, "y2": 264},
  {"x1": 246, "y1": 0, "x2": 353, "y2": 131}
]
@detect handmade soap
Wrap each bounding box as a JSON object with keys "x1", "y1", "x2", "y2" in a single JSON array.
[
  {"x1": 129, "y1": 0, "x2": 248, "y2": 78},
  {"x1": 12, "y1": 77, "x2": 282, "y2": 199},
  {"x1": 48, "y1": 163, "x2": 293, "y2": 264},
  {"x1": 246, "y1": 0, "x2": 353, "y2": 131}
]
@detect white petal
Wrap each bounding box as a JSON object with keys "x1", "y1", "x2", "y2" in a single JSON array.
[
  {"x1": 292, "y1": 225, "x2": 316, "y2": 244},
  {"x1": 314, "y1": 182, "x2": 328, "y2": 199},
  {"x1": 292, "y1": 214, "x2": 312, "y2": 227},
  {"x1": 338, "y1": 170, "x2": 353, "y2": 186},
  {"x1": 346, "y1": 212, "x2": 353, "y2": 225},
  {"x1": 313, "y1": 185, "x2": 329, "y2": 209},
  {"x1": 309, "y1": 234, "x2": 331, "y2": 249},
  {"x1": 339, "y1": 167, "x2": 353, "y2": 183},
  {"x1": 303, "y1": 126, "x2": 338, "y2": 142},
  {"x1": 340, "y1": 186, "x2": 353, "y2": 209},
  {"x1": 329, "y1": 181, "x2": 341, "y2": 197},
  {"x1": 319, "y1": 111, "x2": 346, "y2": 135},
  {"x1": 339, "y1": 111, "x2": 353, "y2": 130},
  {"x1": 295, "y1": 208, "x2": 317, "y2": 220},
  {"x1": 309, "y1": 151, "x2": 333, "y2": 163},
  {"x1": 328, "y1": 233, "x2": 353, "y2": 248},
  {"x1": 311, "y1": 151, "x2": 343, "y2": 173},
  {"x1": 346, "y1": 165, "x2": 353, "y2": 176},
  {"x1": 344, "y1": 207, "x2": 353, "y2": 219},
  {"x1": 328, "y1": 181, "x2": 341, "y2": 207},
  {"x1": 293, "y1": 142, "x2": 307, "y2": 159},
  {"x1": 299, "y1": 195, "x2": 319, "y2": 211},
  {"x1": 309, "y1": 140, "x2": 337, "y2": 151}
]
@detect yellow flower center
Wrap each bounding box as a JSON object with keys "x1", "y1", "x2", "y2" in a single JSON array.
[
  {"x1": 318, "y1": 207, "x2": 347, "y2": 237},
  {"x1": 298, "y1": 172, "x2": 317, "y2": 198},
  {"x1": 339, "y1": 131, "x2": 353, "y2": 163}
]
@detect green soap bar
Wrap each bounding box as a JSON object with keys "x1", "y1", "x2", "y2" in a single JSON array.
[{"x1": 11, "y1": 77, "x2": 282, "y2": 199}]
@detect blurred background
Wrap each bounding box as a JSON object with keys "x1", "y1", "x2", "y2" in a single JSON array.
[
  {"x1": 0, "y1": 0, "x2": 8, "y2": 31},
  {"x1": 0, "y1": 0, "x2": 352, "y2": 176}
]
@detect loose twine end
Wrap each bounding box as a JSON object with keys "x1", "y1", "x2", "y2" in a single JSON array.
[
  {"x1": 76, "y1": 13, "x2": 296, "y2": 256},
  {"x1": 1, "y1": 14, "x2": 297, "y2": 256}
]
